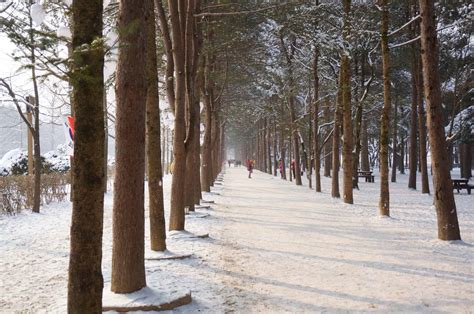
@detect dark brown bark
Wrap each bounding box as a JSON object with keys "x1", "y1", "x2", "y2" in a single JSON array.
[
  {"x1": 313, "y1": 48, "x2": 321, "y2": 192},
  {"x1": 156, "y1": 0, "x2": 175, "y2": 114},
  {"x1": 391, "y1": 96, "x2": 398, "y2": 183},
  {"x1": 26, "y1": 9, "x2": 42, "y2": 213},
  {"x1": 419, "y1": 0, "x2": 460, "y2": 240},
  {"x1": 279, "y1": 107, "x2": 287, "y2": 180},
  {"x1": 193, "y1": 1, "x2": 203, "y2": 205},
  {"x1": 112, "y1": 0, "x2": 147, "y2": 293},
  {"x1": 289, "y1": 128, "x2": 293, "y2": 182},
  {"x1": 341, "y1": 0, "x2": 353, "y2": 204},
  {"x1": 399, "y1": 135, "x2": 405, "y2": 173},
  {"x1": 417, "y1": 62, "x2": 430, "y2": 193},
  {"x1": 360, "y1": 118, "x2": 370, "y2": 172},
  {"x1": 332, "y1": 73, "x2": 342, "y2": 198},
  {"x1": 263, "y1": 119, "x2": 268, "y2": 172},
  {"x1": 341, "y1": 56, "x2": 353, "y2": 203},
  {"x1": 211, "y1": 110, "x2": 220, "y2": 180},
  {"x1": 267, "y1": 119, "x2": 272, "y2": 174},
  {"x1": 67, "y1": 0, "x2": 104, "y2": 311},
  {"x1": 379, "y1": 0, "x2": 391, "y2": 216},
  {"x1": 323, "y1": 103, "x2": 332, "y2": 177},
  {"x1": 168, "y1": 0, "x2": 187, "y2": 231},
  {"x1": 460, "y1": 144, "x2": 472, "y2": 179},
  {"x1": 184, "y1": 0, "x2": 200, "y2": 212},
  {"x1": 146, "y1": 0, "x2": 166, "y2": 251},
  {"x1": 280, "y1": 34, "x2": 302, "y2": 185},
  {"x1": 273, "y1": 121, "x2": 278, "y2": 176},
  {"x1": 352, "y1": 53, "x2": 364, "y2": 187},
  {"x1": 201, "y1": 54, "x2": 213, "y2": 192},
  {"x1": 408, "y1": 35, "x2": 419, "y2": 189}
]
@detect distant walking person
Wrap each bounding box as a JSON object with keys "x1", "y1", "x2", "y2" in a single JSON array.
[
  {"x1": 291, "y1": 159, "x2": 296, "y2": 178},
  {"x1": 247, "y1": 159, "x2": 253, "y2": 178}
]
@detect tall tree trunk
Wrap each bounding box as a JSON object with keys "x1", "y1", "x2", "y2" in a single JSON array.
[
  {"x1": 341, "y1": 0, "x2": 353, "y2": 204},
  {"x1": 168, "y1": 0, "x2": 187, "y2": 230},
  {"x1": 280, "y1": 34, "x2": 302, "y2": 185},
  {"x1": 279, "y1": 109, "x2": 287, "y2": 180},
  {"x1": 260, "y1": 118, "x2": 268, "y2": 172},
  {"x1": 408, "y1": 36, "x2": 418, "y2": 189},
  {"x1": 391, "y1": 96, "x2": 398, "y2": 183},
  {"x1": 273, "y1": 121, "x2": 278, "y2": 176},
  {"x1": 360, "y1": 118, "x2": 370, "y2": 171},
  {"x1": 192, "y1": 28, "x2": 203, "y2": 205},
  {"x1": 419, "y1": 0, "x2": 460, "y2": 240},
  {"x1": 201, "y1": 55, "x2": 213, "y2": 192},
  {"x1": 289, "y1": 129, "x2": 293, "y2": 182},
  {"x1": 398, "y1": 134, "x2": 405, "y2": 173},
  {"x1": 417, "y1": 61, "x2": 430, "y2": 193},
  {"x1": 27, "y1": 8, "x2": 41, "y2": 213},
  {"x1": 379, "y1": 0, "x2": 391, "y2": 216},
  {"x1": 184, "y1": 0, "x2": 201, "y2": 212},
  {"x1": 103, "y1": 91, "x2": 108, "y2": 193},
  {"x1": 211, "y1": 110, "x2": 220, "y2": 181},
  {"x1": 146, "y1": 0, "x2": 166, "y2": 251},
  {"x1": 352, "y1": 52, "x2": 364, "y2": 187},
  {"x1": 267, "y1": 119, "x2": 272, "y2": 174},
  {"x1": 324, "y1": 102, "x2": 332, "y2": 177},
  {"x1": 67, "y1": 0, "x2": 104, "y2": 310},
  {"x1": 313, "y1": 48, "x2": 321, "y2": 192},
  {"x1": 112, "y1": 0, "x2": 147, "y2": 293},
  {"x1": 156, "y1": 0, "x2": 175, "y2": 114},
  {"x1": 332, "y1": 74, "x2": 342, "y2": 198},
  {"x1": 460, "y1": 144, "x2": 472, "y2": 179}
]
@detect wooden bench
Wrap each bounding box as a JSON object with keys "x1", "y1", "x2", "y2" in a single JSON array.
[
  {"x1": 357, "y1": 170, "x2": 374, "y2": 183},
  {"x1": 452, "y1": 178, "x2": 473, "y2": 195}
]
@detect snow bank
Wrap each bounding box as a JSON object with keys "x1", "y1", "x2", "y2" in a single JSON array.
[
  {"x1": 43, "y1": 144, "x2": 70, "y2": 172},
  {"x1": 0, "y1": 149, "x2": 27, "y2": 176}
]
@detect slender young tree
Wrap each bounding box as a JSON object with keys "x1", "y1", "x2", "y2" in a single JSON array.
[
  {"x1": 379, "y1": 0, "x2": 391, "y2": 216},
  {"x1": 67, "y1": 0, "x2": 104, "y2": 311},
  {"x1": 418, "y1": 0, "x2": 460, "y2": 240},
  {"x1": 111, "y1": 0, "x2": 147, "y2": 292}
]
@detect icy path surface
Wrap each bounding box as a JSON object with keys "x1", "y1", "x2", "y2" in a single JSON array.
[
  {"x1": 0, "y1": 167, "x2": 473, "y2": 312},
  {"x1": 207, "y1": 167, "x2": 474, "y2": 312}
]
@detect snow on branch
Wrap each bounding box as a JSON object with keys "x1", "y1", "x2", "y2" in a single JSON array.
[
  {"x1": 195, "y1": 1, "x2": 302, "y2": 18},
  {"x1": 389, "y1": 35, "x2": 420, "y2": 49},
  {"x1": 388, "y1": 15, "x2": 420, "y2": 37}
]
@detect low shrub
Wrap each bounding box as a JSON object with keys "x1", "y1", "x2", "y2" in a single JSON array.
[{"x1": 0, "y1": 172, "x2": 70, "y2": 215}]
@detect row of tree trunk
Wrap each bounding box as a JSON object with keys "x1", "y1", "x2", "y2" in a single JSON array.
[
  {"x1": 68, "y1": 0, "x2": 227, "y2": 311},
  {"x1": 245, "y1": 0, "x2": 461, "y2": 243}
]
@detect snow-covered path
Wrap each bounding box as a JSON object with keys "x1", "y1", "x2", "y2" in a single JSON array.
[
  {"x1": 210, "y1": 167, "x2": 474, "y2": 312},
  {"x1": 1, "y1": 167, "x2": 473, "y2": 312}
]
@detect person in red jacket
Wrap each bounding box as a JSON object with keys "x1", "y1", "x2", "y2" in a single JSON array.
[
  {"x1": 290, "y1": 159, "x2": 296, "y2": 178},
  {"x1": 246, "y1": 159, "x2": 253, "y2": 178}
]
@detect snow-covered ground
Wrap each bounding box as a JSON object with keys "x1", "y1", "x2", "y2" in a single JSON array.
[{"x1": 0, "y1": 167, "x2": 473, "y2": 312}]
